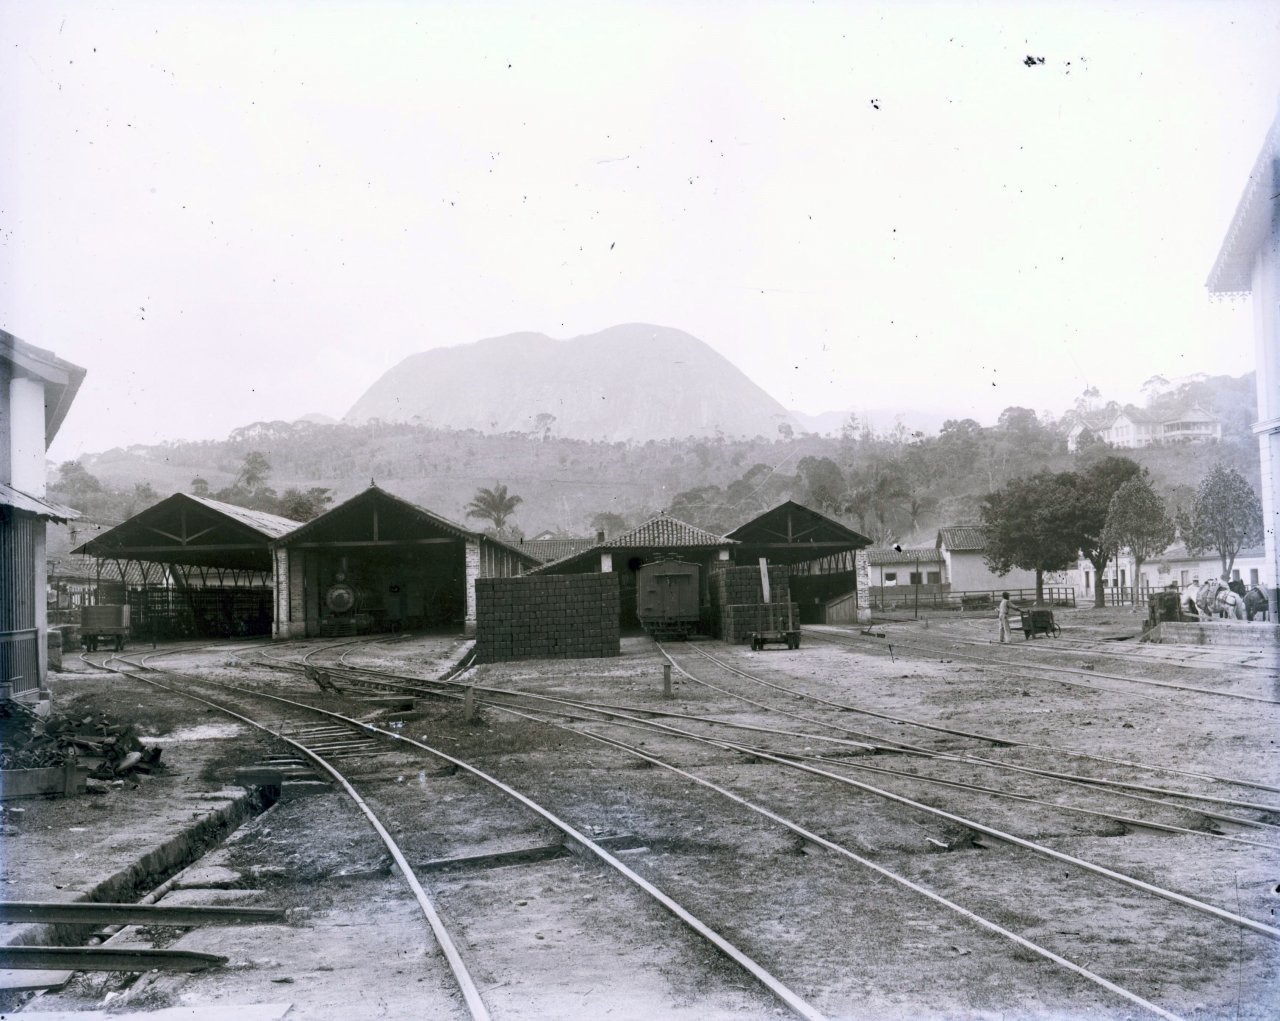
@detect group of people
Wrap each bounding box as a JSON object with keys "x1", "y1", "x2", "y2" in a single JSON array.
[{"x1": 994, "y1": 575, "x2": 1272, "y2": 642}]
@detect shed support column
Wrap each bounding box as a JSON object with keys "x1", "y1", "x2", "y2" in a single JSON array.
[
  {"x1": 464, "y1": 539, "x2": 481, "y2": 638},
  {"x1": 272, "y1": 548, "x2": 291, "y2": 639}
]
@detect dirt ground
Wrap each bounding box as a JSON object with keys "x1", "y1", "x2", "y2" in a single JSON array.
[{"x1": 5, "y1": 610, "x2": 1278, "y2": 1020}]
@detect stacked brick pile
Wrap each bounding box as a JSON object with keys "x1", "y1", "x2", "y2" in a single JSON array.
[
  {"x1": 474, "y1": 574, "x2": 620, "y2": 663},
  {"x1": 721, "y1": 602, "x2": 801, "y2": 643},
  {"x1": 708, "y1": 564, "x2": 794, "y2": 642}
]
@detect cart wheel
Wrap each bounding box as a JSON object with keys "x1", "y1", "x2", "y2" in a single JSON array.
[
  {"x1": 1051, "y1": 624, "x2": 1061, "y2": 638},
  {"x1": 115, "y1": 636, "x2": 124, "y2": 652},
  {"x1": 793, "y1": 635, "x2": 801, "y2": 649}
]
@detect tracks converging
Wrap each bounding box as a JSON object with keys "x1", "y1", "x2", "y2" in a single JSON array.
[
  {"x1": 88, "y1": 644, "x2": 824, "y2": 1021},
  {"x1": 73, "y1": 621, "x2": 1280, "y2": 1021}
]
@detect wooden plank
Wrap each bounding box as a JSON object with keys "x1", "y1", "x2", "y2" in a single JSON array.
[
  {"x1": 0, "y1": 947, "x2": 228, "y2": 972},
  {"x1": 0, "y1": 901, "x2": 284, "y2": 926}
]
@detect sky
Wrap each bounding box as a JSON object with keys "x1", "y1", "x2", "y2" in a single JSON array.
[{"x1": 3, "y1": 0, "x2": 1279, "y2": 462}]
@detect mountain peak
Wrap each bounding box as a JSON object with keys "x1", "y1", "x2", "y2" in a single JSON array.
[{"x1": 345, "y1": 325, "x2": 794, "y2": 441}]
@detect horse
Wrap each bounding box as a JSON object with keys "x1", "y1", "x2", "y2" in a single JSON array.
[
  {"x1": 1215, "y1": 590, "x2": 1246, "y2": 621},
  {"x1": 1243, "y1": 585, "x2": 1271, "y2": 622}
]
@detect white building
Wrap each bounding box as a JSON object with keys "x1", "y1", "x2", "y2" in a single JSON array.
[
  {"x1": 1207, "y1": 100, "x2": 1280, "y2": 620},
  {"x1": 1074, "y1": 545, "x2": 1269, "y2": 602}
]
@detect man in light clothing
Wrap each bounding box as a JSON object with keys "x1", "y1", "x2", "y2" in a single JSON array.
[{"x1": 997, "y1": 591, "x2": 1012, "y2": 644}]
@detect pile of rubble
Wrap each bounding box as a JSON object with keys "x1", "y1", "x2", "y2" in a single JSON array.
[{"x1": 0, "y1": 700, "x2": 163, "y2": 779}]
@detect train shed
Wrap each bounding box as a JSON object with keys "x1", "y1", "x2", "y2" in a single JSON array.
[
  {"x1": 271, "y1": 485, "x2": 538, "y2": 638},
  {"x1": 532, "y1": 512, "x2": 736, "y2": 628},
  {"x1": 725, "y1": 501, "x2": 871, "y2": 623},
  {"x1": 71, "y1": 493, "x2": 298, "y2": 639}
]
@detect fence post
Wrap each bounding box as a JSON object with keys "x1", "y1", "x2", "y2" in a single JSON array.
[{"x1": 663, "y1": 664, "x2": 672, "y2": 699}]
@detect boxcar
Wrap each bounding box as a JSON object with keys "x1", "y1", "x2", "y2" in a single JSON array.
[{"x1": 636, "y1": 560, "x2": 701, "y2": 639}]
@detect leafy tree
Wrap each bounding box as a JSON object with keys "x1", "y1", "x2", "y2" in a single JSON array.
[
  {"x1": 589, "y1": 512, "x2": 627, "y2": 538},
  {"x1": 1100, "y1": 476, "x2": 1175, "y2": 609},
  {"x1": 57, "y1": 460, "x2": 103, "y2": 497},
  {"x1": 1072, "y1": 456, "x2": 1143, "y2": 607},
  {"x1": 279, "y1": 487, "x2": 333, "y2": 522},
  {"x1": 466, "y1": 483, "x2": 523, "y2": 533},
  {"x1": 795, "y1": 456, "x2": 846, "y2": 514},
  {"x1": 234, "y1": 451, "x2": 272, "y2": 491},
  {"x1": 190, "y1": 476, "x2": 211, "y2": 498},
  {"x1": 1179, "y1": 463, "x2": 1264, "y2": 576},
  {"x1": 981, "y1": 472, "x2": 1082, "y2": 604}
]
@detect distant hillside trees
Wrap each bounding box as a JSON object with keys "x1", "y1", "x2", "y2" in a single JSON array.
[{"x1": 1179, "y1": 463, "x2": 1264, "y2": 576}]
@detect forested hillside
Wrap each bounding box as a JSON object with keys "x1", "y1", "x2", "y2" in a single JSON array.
[{"x1": 52, "y1": 370, "x2": 1261, "y2": 545}]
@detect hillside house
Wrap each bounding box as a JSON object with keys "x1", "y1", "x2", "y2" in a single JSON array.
[
  {"x1": 1066, "y1": 404, "x2": 1223, "y2": 451},
  {"x1": 1, "y1": 331, "x2": 85, "y2": 703},
  {"x1": 1207, "y1": 98, "x2": 1280, "y2": 620}
]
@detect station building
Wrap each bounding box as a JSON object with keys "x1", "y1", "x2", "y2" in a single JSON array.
[{"x1": 1, "y1": 331, "x2": 85, "y2": 702}]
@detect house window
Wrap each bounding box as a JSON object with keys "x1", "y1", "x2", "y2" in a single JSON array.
[
  {"x1": 1250, "y1": 569, "x2": 1259, "y2": 586},
  {"x1": 883, "y1": 572, "x2": 897, "y2": 584},
  {"x1": 1232, "y1": 569, "x2": 1240, "y2": 581},
  {"x1": 927, "y1": 570, "x2": 941, "y2": 584},
  {"x1": 1120, "y1": 570, "x2": 1126, "y2": 587},
  {"x1": 909, "y1": 571, "x2": 922, "y2": 585},
  {"x1": 1084, "y1": 571, "x2": 1091, "y2": 591},
  {"x1": 1180, "y1": 569, "x2": 1189, "y2": 587}
]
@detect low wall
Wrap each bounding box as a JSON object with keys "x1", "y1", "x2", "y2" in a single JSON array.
[
  {"x1": 475, "y1": 574, "x2": 620, "y2": 663},
  {"x1": 1144, "y1": 620, "x2": 1279, "y2": 649}
]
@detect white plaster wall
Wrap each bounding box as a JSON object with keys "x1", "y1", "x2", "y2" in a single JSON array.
[
  {"x1": 7, "y1": 375, "x2": 46, "y2": 494},
  {"x1": 1252, "y1": 217, "x2": 1280, "y2": 617}
]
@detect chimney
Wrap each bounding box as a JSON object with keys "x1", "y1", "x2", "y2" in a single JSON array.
[{"x1": 596, "y1": 530, "x2": 606, "y2": 543}]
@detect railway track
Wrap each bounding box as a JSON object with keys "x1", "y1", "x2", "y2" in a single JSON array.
[
  {"x1": 88, "y1": 647, "x2": 823, "y2": 1021},
  {"x1": 212, "y1": 639, "x2": 1279, "y2": 1019},
  {"x1": 803, "y1": 623, "x2": 1280, "y2": 707}
]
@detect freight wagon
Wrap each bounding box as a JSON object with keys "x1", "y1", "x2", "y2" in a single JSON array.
[{"x1": 635, "y1": 560, "x2": 702, "y2": 639}]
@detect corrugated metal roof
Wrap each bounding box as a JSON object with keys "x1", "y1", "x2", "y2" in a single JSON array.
[
  {"x1": 188, "y1": 495, "x2": 302, "y2": 538},
  {"x1": 936, "y1": 525, "x2": 987, "y2": 552},
  {"x1": 865, "y1": 547, "x2": 944, "y2": 566},
  {"x1": 0, "y1": 481, "x2": 79, "y2": 521}
]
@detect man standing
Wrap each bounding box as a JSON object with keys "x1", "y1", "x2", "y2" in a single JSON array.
[{"x1": 997, "y1": 591, "x2": 1012, "y2": 644}]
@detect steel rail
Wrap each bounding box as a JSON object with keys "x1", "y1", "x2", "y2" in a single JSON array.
[
  {"x1": 280, "y1": 655, "x2": 1280, "y2": 829},
  {"x1": 475, "y1": 699, "x2": 1187, "y2": 1021},
  {"x1": 803, "y1": 625, "x2": 1280, "y2": 707},
  {"x1": 0, "y1": 946, "x2": 227, "y2": 973},
  {"x1": 946, "y1": 618, "x2": 1271, "y2": 671},
  {"x1": 429, "y1": 681, "x2": 1280, "y2": 851},
  {"x1": 403, "y1": 662, "x2": 1280, "y2": 942},
  {"x1": 109, "y1": 653, "x2": 829, "y2": 1021},
  {"x1": 99, "y1": 656, "x2": 493, "y2": 1021},
  {"x1": 253, "y1": 654, "x2": 1280, "y2": 943},
  {"x1": 672, "y1": 641, "x2": 1280, "y2": 798}
]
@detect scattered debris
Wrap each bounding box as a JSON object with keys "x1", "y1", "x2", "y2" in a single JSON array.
[{"x1": 0, "y1": 702, "x2": 163, "y2": 784}]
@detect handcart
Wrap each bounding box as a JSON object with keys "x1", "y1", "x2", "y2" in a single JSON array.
[{"x1": 1018, "y1": 607, "x2": 1060, "y2": 639}]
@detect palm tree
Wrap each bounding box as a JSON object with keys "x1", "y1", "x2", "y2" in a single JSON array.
[{"x1": 466, "y1": 483, "x2": 523, "y2": 533}]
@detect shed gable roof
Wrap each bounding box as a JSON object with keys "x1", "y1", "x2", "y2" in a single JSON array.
[{"x1": 0, "y1": 330, "x2": 87, "y2": 447}]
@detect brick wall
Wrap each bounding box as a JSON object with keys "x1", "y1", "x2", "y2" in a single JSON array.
[{"x1": 475, "y1": 574, "x2": 620, "y2": 663}]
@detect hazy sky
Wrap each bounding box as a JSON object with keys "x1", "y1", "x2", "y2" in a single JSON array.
[{"x1": 4, "y1": 0, "x2": 1279, "y2": 462}]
